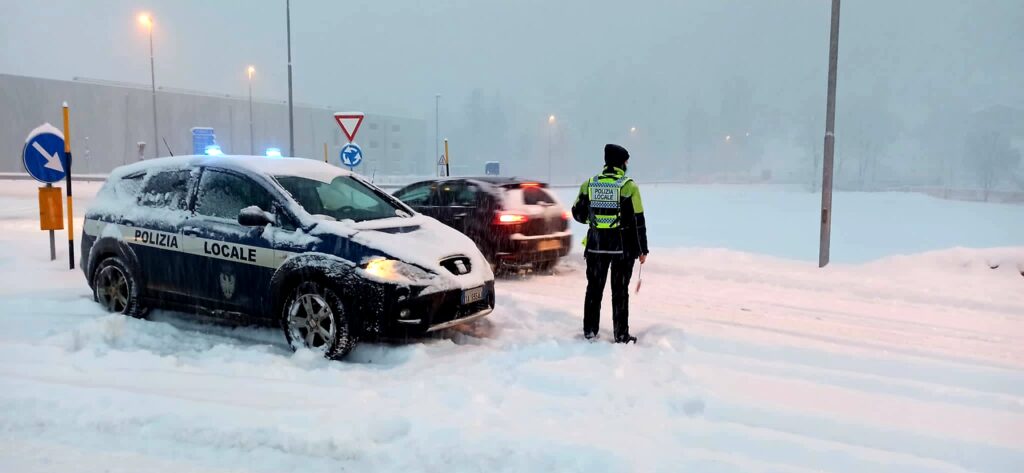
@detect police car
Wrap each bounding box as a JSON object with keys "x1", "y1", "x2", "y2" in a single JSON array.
[{"x1": 81, "y1": 155, "x2": 495, "y2": 359}]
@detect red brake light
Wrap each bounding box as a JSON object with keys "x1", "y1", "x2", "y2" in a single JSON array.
[
  {"x1": 519, "y1": 182, "x2": 541, "y2": 188},
  {"x1": 495, "y1": 213, "x2": 529, "y2": 224},
  {"x1": 562, "y1": 211, "x2": 571, "y2": 220}
]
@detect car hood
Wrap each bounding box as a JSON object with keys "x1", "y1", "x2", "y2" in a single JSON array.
[{"x1": 311, "y1": 214, "x2": 494, "y2": 292}]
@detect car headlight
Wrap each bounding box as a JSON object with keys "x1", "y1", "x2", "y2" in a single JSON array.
[{"x1": 362, "y1": 258, "x2": 433, "y2": 283}]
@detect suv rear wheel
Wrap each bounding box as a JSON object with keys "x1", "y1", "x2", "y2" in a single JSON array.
[
  {"x1": 532, "y1": 259, "x2": 558, "y2": 274},
  {"x1": 92, "y1": 256, "x2": 148, "y2": 318},
  {"x1": 282, "y1": 280, "x2": 355, "y2": 360}
]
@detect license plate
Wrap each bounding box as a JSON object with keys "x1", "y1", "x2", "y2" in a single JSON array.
[
  {"x1": 462, "y1": 286, "x2": 484, "y2": 305},
  {"x1": 537, "y1": 240, "x2": 562, "y2": 252}
]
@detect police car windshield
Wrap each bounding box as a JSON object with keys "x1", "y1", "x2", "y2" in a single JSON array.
[{"x1": 275, "y1": 175, "x2": 403, "y2": 222}]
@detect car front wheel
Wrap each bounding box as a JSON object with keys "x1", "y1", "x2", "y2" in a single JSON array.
[{"x1": 282, "y1": 280, "x2": 355, "y2": 360}]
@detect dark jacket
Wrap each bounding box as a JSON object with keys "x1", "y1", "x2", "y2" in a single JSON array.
[{"x1": 571, "y1": 166, "x2": 649, "y2": 258}]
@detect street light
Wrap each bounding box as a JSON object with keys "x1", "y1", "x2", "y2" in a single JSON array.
[
  {"x1": 247, "y1": 65, "x2": 255, "y2": 155},
  {"x1": 286, "y1": 0, "x2": 295, "y2": 157},
  {"x1": 547, "y1": 115, "x2": 556, "y2": 183},
  {"x1": 138, "y1": 13, "x2": 158, "y2": 158},
  {"x1": 435, "y1": 93, "x2": 441, "y2": 167}
]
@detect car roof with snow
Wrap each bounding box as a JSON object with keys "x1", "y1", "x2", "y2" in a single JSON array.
[{"x1": 111, "y1": 155, "x2": 354, "y2": 184}]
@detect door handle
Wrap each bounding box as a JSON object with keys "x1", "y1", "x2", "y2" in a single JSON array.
[{"x1": 182, "y1": 226, "x2": 201, "y2": 236}]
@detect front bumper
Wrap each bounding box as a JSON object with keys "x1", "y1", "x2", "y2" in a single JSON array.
[
  {"x1": 370, "y1": 280, "x2": 496, "y2": 337},
  {"x1": 425, "y1": 306, "x2": 493, "y2": 332}
]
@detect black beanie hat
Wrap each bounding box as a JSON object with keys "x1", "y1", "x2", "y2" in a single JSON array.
[{"x1": 604, "y1": 144, "x2": 630, "y2": 168}]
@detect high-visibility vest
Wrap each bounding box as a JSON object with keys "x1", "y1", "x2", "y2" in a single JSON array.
[{"x1": 587, "y1": 173, "x2": 632, "y2": 229}]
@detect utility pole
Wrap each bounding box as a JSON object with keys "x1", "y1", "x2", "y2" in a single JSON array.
[
  {"x1": 286, "y1": 0, "x2": 295, "y2": 157},
  {"x1": 818, "y1": 0, "x2": 841, "y2": 268}
]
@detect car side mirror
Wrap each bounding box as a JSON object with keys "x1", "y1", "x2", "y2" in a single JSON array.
[{"x1": 238, "y1": 206, "x2": 274, "y2": 227}]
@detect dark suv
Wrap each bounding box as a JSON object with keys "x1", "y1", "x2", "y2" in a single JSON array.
[
  {"x1": 81, "y1": 155, "x2": 495, "y2": 359},
  {"x1": 393, "y1": 177, "x2": 572, "y2": 271}
]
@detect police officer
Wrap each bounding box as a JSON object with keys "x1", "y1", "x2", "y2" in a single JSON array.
[{"x1": 571, "y1": 144, "x2": 649, "y2": 343}]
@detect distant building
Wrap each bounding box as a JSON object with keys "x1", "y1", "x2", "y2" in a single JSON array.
[{"x1": 0, "y1": 73, "x2": 427, "y2": 175}]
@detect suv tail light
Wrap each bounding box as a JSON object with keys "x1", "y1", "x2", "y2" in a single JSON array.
[
  {"x1": 562, "y1": 210, "x2": 571, "y2": 220},
  {"x1": 494, "y1": 212, "x2": 529, "y2": 225}
]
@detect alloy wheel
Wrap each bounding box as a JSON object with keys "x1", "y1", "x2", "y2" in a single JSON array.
[
  {"x1": 96, "y1": 265, "x2": 130, "y2": 313},
  {"x1": 287, "y1": 291, "x2": 337, "y2": 353}
]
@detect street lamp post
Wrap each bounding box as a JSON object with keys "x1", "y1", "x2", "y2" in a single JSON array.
[
  {"x1": 435, "y1": 93, "x2": 441, "y2": 167},
  {"x1": 286, "y1": 0, "x2": 295, "y2": 157},
  {"x1": 139, "y1": 14, "x2": 158, "y2": 159},
  {"x1": 247, "y1": 66, "x2": 255, "y2": 155},
  {"x1": 547, "y1": 114, "x2": 556, "y2": 183}
]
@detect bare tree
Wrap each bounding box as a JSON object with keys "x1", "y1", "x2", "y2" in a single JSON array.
[{"x1": 966, "y1": 130, "x2": 1021, "y2": 201}]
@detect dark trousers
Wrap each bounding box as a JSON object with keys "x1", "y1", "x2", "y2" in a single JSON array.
[{"x1": 584, "y1": 253, "x2": 636, "y2": 338}]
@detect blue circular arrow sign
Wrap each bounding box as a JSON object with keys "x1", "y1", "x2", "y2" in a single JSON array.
[
  {"x1": 339, "y1": 142, "x2": 363, "y2": 167},
  {"x1": 22, "y1": 125, "x2": 68, "y2": 183}
]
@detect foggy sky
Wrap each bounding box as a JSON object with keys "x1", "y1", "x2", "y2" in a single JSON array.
[{"x1": 2, "y1": 0, "x2": 1022, "y2": 183}]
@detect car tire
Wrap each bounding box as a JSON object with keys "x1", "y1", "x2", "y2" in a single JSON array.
[
  {"x1": 481, "y1": 250, "x2": 503, "y2": 277},
  {"x1": 92, "y1": 256, "x2": 149, "y2": 318},
  {"x1": 281, "y1": 280, "x2": 355, "y2": 360},
  {"x1": 532, "y1": 259, "x2": 558, "y2": 274}
]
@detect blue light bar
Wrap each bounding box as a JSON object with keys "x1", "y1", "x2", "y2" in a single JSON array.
[
  {"x1": 204, "y1": 144, "x2": 223, "y2": 156},
  {"x1": 265, "y1": 147, "x2": 282, "y2": 158}
]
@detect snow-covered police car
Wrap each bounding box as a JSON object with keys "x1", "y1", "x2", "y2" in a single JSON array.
[{"x1": 81, "y1": 155, "x2": 495, "y2": 359}]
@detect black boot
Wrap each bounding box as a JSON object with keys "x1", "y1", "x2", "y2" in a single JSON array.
[
  {"x1": 615, "y1": 334, "x2": 637, "y2": 344},
  {"x1": 584, "y1": 331, "x2": 598, "y2": 340}
]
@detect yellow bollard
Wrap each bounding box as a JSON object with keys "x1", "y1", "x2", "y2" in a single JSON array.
[{"x1": 62, "y1": 102, "x2": 75, "y2": 270}]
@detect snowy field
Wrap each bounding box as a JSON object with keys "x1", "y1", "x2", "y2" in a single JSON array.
[{"x1": 1, "y1": 178, "x2": 1023, "y2": 473}]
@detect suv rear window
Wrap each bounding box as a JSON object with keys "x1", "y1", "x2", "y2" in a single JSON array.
[
  {"x1": 139, "y1": 169, "x2": 191, "y2": 210},
  {"x1": 394, "y1": 182, "x2": 434, "y2": 206},
  {"x1": 522, "y1": 187, "x2": 557, "y2": 206},
  {"x1": 96, "y1": 171, "x2": 145, "y2": 203}
]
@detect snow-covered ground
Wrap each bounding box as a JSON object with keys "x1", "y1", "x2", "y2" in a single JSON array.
[{"x1": 1, "y1": 179, "x2": 1023, "y2": 473}]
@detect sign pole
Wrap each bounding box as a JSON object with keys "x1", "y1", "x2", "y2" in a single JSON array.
[
  {"x1": 46, "y1": 183, "x2": 56, "y2": 261},
  {"x1": 323, "y1": 142, "x2": 328, "y2": 163},
  {"x1": 62, "y1": 102, "x2": 75, "y2": 270},
  {"x1": 818, "y1": 0, "x2": 841, "y2": 268},
  {"x1": 444, "y1": 139, "x2": 450, "y2": 177}
]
